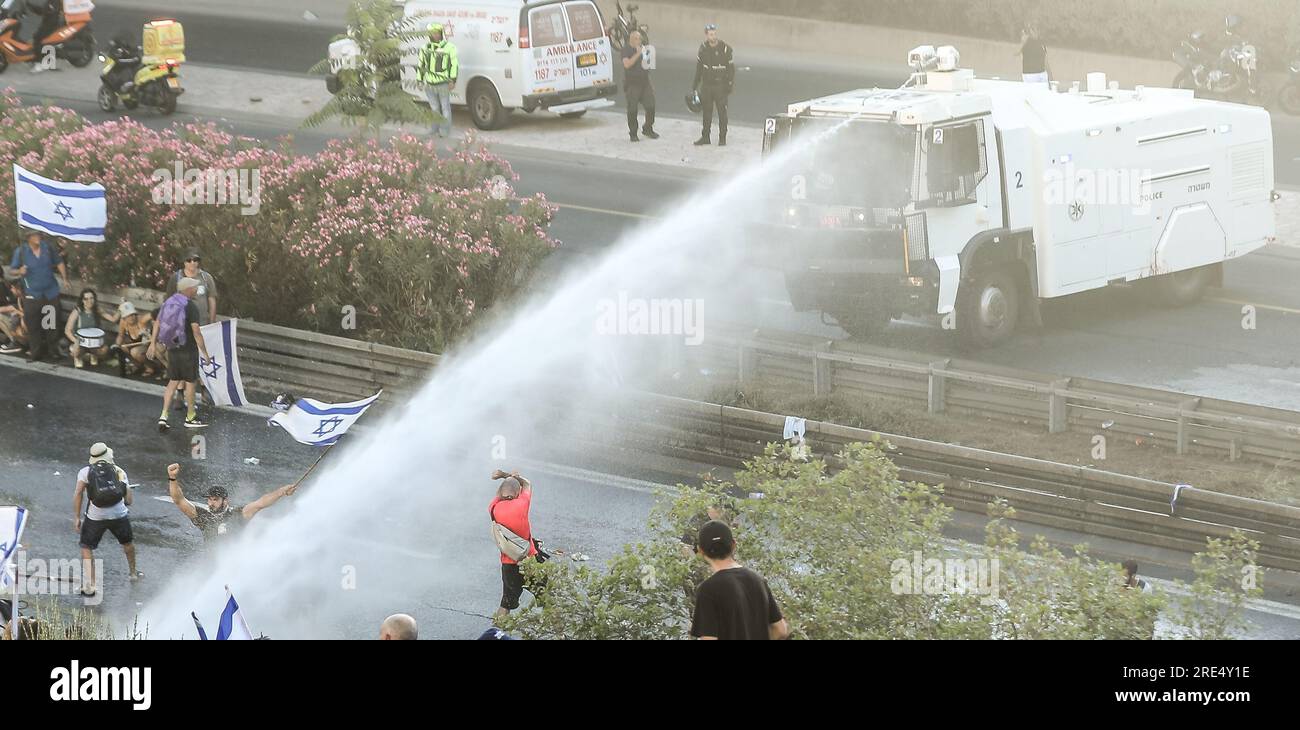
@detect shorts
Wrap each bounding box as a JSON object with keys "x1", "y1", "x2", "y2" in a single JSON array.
[
  {"x1": 80, "y1": 516, "x2": 133, "y2": 550},
  {"x1": 500, "y1": 563, "x2": 526, "y2": 609},
  {"x1": 166, "y1": 347, "x2": 198, "y2": 383}
]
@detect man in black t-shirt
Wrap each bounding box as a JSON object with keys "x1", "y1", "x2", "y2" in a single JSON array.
[
  {"x1": 148, "y1": 277, "x2": 212, "y2": 431},
  {"x1": 622, "y1": 30, "x2": 657, "y2": 142},
  {"x1": 166, "y1": 463, "x2": 297, "y2": 545},
  {"x1": 1016, "y1": 25, "x2": 1050, "y2": 84},
  {"x1": 689, "y1": 520, "x2": 789, "y2": 640}
]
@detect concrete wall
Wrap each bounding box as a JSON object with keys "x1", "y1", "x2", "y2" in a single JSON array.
[
  {"x1": 122, "y1": 0, "x2": 1178, "y2": 86},
  {"x1": 595, "y1": 0, "x2": 1181, "y2": 88}
]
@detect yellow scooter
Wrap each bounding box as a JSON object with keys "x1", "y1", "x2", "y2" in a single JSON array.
[{"x1": 97, "y1": 19, "x2": 184, "y2": 115}]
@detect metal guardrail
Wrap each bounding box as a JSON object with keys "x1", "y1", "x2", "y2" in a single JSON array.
[
  {"x1": 684, "y1": 324, "x2": 1300, "y2": 465},
  {"x1": 591, "y1": 392, "x2": 1300, "y2": 572},
  {"x1": 50, "y1": 290, "x2": 1300, "y2": 569}
]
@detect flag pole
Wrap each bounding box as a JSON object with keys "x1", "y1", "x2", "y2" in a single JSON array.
[
  {"x1": 9, "y1": 561, "x2": 16, "y2": 641},
  {"x1": 292, "y1": 436, "x2": 343, "y2": 490}
]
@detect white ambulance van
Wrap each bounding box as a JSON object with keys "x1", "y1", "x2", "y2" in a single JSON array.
[{"x1": 394, "y1": 0, "x2": 617, "y2": 129}]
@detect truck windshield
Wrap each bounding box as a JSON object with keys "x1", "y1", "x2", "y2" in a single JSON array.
[{"x1": 777, "y1": 118, "x2": 916, "y2": 210}]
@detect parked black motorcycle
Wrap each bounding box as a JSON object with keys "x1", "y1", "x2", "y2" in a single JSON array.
[
  {"x1": 608, "y1": 1, "x2": 648, "y2": 51},
  {"x1": 1277, "y1": 52, "x2": 1300, "y2": 115},
  {"x1": 1171, "y1": 15, "x2": 1261, "y2": 104}
]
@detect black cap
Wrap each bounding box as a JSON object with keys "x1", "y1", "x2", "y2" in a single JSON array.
[
  {"x1": 204, "y1": 486, "x2": 229, "y2": 499},
  {"x1": 184, "y1": 249, "x2": 202, "y2": 262},
  {"x1": 696, "y1": 520, "x2": 735, "y2": 559}
]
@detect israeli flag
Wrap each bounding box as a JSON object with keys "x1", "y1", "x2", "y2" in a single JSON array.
[
  {"x1": 269, "y1": 391, "x2": 381, "y2": 446},
  {"x1": 13, "y1": 164, "x2": 107, "y2": 242},
  {"x1": 198, "y1": 320, "x2": 248, "y2": 407},
  {"x1": 0, "y1": 506, "x2": 28, "y2": 591},
  {"x1": 215, "y1": 589, "x2": 253, "y2": 641}
]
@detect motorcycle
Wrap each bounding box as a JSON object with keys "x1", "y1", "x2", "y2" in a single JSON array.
[
  {"x1": 607, "y1": 1, "x2": 648, "y2": 51},
  {"x1": 0, "y1": 0, "x2": 95, "y2": 72},
  {"x1": 1277, "y1": 52, "x2": 1300, "y2": 115},
  {"x1": 97, "y1": 19, "x2": 184, "y2": 115},
  {"x1": 1171, "y1": 14, "x2": 1261, "y2": 104}
]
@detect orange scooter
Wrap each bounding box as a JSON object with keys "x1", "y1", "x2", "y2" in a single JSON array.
[{"x1": 0, "y1": 0, "x2": 95, "y2": 72}]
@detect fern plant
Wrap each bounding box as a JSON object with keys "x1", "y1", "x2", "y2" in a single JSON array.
[{"x1": 305, "y1": 0, "x2": 437, "y2": 135}]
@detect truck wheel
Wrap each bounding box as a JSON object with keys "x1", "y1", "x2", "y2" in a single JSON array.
[
  {"x1": 957, "y1": 267, "x2": 1020, "y2": 348},
  {"x1": 828, "y1": 307, "x2": 891, "y2": 339},
  {"x1": 326, "y1": 74, "x2": 342, "y2": 95},
  {"x1": 469, "y1": 81, "x2": 507, "y2": 130},
  {"x1": 1149, "y1": 262, "x2": 1219, "y2": 307}
]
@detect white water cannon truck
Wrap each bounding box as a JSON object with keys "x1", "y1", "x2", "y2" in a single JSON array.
[{"x1": 760, "y1": 45, "x2": 1277, "y2": 346}]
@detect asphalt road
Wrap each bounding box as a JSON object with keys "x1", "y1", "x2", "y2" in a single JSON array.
[
  {"x1": 0, "y1": 363, "x2": 657, "y2": 639},
  {"x1": 80, "y1": 4, "x2": 1300, "y2": 184},
  {"x1": 15, "y1": 85, "x2": 1300, "y2": 410},
  {"x1": 4, "y1": 361, "x2": 1299, "y2": 638}
]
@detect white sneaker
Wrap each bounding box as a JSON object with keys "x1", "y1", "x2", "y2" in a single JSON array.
[
  {"x1": 29, "y1": 65, "x2": 44, "y2": 74},
  {"x1": 90, "y1": 354, "x2": 98, "y2": 366},
  {"x1": 74, "y1": 358, "x2": 84, "y2": 369}
]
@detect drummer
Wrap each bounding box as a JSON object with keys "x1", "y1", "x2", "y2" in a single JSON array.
[
  {"x1": 64, "y1": 288, "x2": 114, "y2": 369},
  {"x1": 114, "y1": 301, "x2": 161, "y2": 378}
]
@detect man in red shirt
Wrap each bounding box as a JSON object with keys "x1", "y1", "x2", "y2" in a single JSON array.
[{"x1": 489, "y1": 469, "x2": 542, "y2": 621}]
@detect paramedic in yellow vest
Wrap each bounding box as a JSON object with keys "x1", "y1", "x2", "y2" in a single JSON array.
[{"x1": 419, "y1": 23, "x2": 460, "y2": 138}]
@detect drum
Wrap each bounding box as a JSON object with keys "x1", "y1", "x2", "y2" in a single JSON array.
[{"x1": 76, "y1": 328, "x2": 106, "y2": 349}]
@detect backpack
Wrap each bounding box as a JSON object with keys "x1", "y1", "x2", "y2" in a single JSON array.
[
  {"x1": 490, "y1": 504, "x2": 531, "y2": 562},
  {"x1": 86, "y1": 462, "x2": 126, "y2": 509},
  {"x1": 156, "y1": 292, "x2": 189, "y2": 349}
]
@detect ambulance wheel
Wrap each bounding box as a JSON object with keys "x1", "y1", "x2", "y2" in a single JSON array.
[
  {"x1": 1149, "y1": 263, "x2": 1218, "y2": 307},
  {"x1": 828, "y1": 307, "x2": 891, "y2": 339},
  {"x1": 559, "y1": 110, "x2": 587, "y2": 119},
  {"x1": 469, "y1": 81, "x2": 506, "y2": 130},
  {"x1": 97, "y1": 84, "x2": 116, "y2": 112},
  {"x1": 957, "y1": 267, "x2": 1020, "y2": 348}
]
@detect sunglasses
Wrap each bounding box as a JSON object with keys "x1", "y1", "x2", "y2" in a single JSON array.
[
  {"x1": 705, "y1": 24, "x2": 717, "y2": 31},
  {"x1": 185, "y1": 258, "x2": 200, "y2": 263}
]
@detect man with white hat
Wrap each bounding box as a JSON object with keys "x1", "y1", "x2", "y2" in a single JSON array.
[
  {"x1": 148, "y1": 276, "x2": 212, "y2": 431},
  {"x1": 73, "y1": 443, "x2": 141, "y2": 597}
]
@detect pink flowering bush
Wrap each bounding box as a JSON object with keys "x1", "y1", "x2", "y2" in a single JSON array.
[{"x1": 0, "y1": 90, "x2": 559, "y2": 351}]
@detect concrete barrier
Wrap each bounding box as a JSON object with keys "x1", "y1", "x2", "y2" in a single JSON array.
[{"x1": 596, "y1": 1, "x2": 1184, "y2": 90}]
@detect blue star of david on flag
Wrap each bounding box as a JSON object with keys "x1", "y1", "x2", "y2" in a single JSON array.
[
  {"x1": 312, "y1": 416, "x2": 344, "y2": 437},
  {"x1": 53, "y1": 200, "x2": 74, "y2": 221},
  {"x1": 201, "y1": 355, "x2": 222, "y2": 381}
]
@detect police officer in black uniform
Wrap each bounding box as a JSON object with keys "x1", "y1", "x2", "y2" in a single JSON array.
[{"x1": 693, "y1": 23, "x2": 735, "y2": 146}]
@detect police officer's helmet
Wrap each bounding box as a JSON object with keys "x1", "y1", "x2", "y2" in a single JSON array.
[{"x1": 685, "y1": 90, "x2": 702, "y2": 113}]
